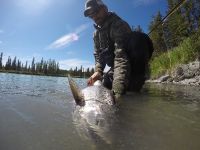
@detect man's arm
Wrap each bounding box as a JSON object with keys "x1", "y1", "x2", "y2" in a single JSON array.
[
  {"x1": 93, "y1": 30, "x2": 106, "y2": 75},
  {"x1": 110, "y1": 19, "x2": 132, "y2": 96},
  {"x1": 87, "y1": 30, "x2": 106, "y2": 86}
]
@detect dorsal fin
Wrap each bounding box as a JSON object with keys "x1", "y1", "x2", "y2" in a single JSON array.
[{"x1": 68, "y1": 74, "x2": 85, "y2": 106}]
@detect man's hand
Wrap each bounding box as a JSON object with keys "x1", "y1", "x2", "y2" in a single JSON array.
[{"x1": 87, "y1": 72, "x2": 102, "y2": 86}]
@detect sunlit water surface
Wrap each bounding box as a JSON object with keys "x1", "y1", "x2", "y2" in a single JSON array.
[{"x1": 0, "y1": 73, "x2": 200, "y2": 150}]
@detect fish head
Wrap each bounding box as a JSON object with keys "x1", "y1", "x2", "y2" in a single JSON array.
[{"x1": 68, "y1": 75, "x2": 115, "y2": 106}]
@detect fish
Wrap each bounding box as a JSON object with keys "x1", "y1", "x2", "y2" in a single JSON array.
[{"x1": 68, "y1": 75, "x2": 116, "y2": 144}]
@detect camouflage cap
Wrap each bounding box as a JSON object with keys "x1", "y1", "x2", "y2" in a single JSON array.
[{"x1": 84, "y1": 0, "x2": 106, "y2": 17}]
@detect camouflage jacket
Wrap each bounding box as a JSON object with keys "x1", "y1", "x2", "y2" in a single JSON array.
[{"x1": 93, "y1": 12, "x2": 132, "y2": 95}]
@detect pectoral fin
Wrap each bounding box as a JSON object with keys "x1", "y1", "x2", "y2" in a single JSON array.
[{"x1": 68, "y1": 74, "x2": 85, "y2": 106}]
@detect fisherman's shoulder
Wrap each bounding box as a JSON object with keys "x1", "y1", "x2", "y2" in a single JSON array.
[
  {"x1": 109, "y1": 13, "x2": 132, "y2": 37},
  {"x1": 109, "y1": 13, "x2": 130, "y2": 29}
]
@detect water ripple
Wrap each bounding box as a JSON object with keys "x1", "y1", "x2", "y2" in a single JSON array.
[{"x1": 0, "y1": 73, "x2": 73, "y2": 98}]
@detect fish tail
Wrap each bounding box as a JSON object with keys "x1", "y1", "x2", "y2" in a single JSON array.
[{"x1": 68, "y1": 74, "x2": 85, "y2": 106}]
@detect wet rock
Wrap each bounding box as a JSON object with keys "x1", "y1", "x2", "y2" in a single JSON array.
[
  {"x1": 181, "y1": 78, "x2": 197, "y2": 85},
  {"x1": 167, "y1": 77, "x2": 173, "y2": 82},
  {"x1": 173, "y1": 77, "x2": 178, "y2": 82},
  {"x1": 185, "y1": 73, "x2": 195, "y2": 79},
  {"x1": 175, "y1": 66, "x2": 184, "y2": 76},
  {"x1": 159, "y1": 75, "x2": 171, "y2": 82},
  {"x1": 195, "y1": 70, "x2": 200, "y2": 76},
  {"x1": 151, "y1": 61, "x2": 200, "y2": 86}
]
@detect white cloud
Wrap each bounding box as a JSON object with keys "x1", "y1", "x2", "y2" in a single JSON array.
[
  {"x1": 47, "y1": 24, "x2": 90, "y2": 50},
  {"x1": 59, "y1": 58, "x2": 94, "y2": 70},
  {"x1": 132, "y1": 0, "x2": 159, "y2": 7},
  {"x1": 74, "y1": 23, "x2": 91, "y2": 34},
  {"x1": 47, "y1": 33, "x2": 79, "y2": 49}
]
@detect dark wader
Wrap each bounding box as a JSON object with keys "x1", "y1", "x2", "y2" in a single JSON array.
[
  {"x1": 102, "y1": 31, "x2": 153, "y2": 92},
  {"x1": 102, "y1": 68, "x2": 113, "y2": 90},
  {"x1": 99, "y1": 47, "x2": 114, "y2": 90},
  {"x1": 102, "y1": 57, "x2": 148, "y2": 92},
  {"x1": 126, "y1": 31, "x2": 153, "y2": 92}
]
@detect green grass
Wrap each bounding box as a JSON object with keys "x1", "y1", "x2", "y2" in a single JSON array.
[{"x1": 150, "y1": 30, "x2": 200, "y2": 79}]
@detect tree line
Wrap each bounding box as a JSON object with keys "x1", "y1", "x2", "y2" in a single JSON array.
[
  {"x1": 68, "y1": 65, "x2": 95, "y2": 78},
  {"x1": 0, "y1": 52, "x2": 94, "y2": 78},
  {"x1": 148, "y1": 0, "x2": 200, "y2": 56}
]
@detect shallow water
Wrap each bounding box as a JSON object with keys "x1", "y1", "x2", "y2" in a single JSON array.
[{"x1": 0, "y1": 73, "x2": 200, "y2": 150}]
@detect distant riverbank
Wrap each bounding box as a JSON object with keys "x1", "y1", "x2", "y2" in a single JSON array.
[
  {"x1": 0, "y1": 70, "x2": 67, "y2": 77},
  {"x1": 0, "y1": 70, "x2": 88, "y2": 78}
]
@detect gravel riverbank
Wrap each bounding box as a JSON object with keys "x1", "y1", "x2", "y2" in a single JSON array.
[{"x1": 147, "y1": 60, "x2": 200, "y2": 86}]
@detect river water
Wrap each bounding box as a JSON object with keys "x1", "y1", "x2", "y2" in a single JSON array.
[{"x1": 0, "y1": 73, "x2": 200, "y2": 150}]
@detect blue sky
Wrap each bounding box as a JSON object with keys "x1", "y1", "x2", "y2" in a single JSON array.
[{"x1": 0, "y1": 0, "x2": 167, "y2": 70}]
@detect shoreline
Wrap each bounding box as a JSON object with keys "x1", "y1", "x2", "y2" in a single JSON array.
[
  {"x1": 0, "y1": 71, "x2": 86, "y2": 79},
  {"x1": 147, "y1": 60, "x2": 200, "y2": 86}
]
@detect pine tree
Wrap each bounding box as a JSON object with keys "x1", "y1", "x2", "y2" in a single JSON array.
[
  {"x1": 184, "y1": 0, "x2": 200, "y2": 32},
  {"x1": 56, "y1": 62, "x2": 59, "y2": 74},
  {"x1": 90, "y1": 68, "x2": 95, "y2": 75},
  {"x1": 165, "y1": 0, "x2": 190, "y2": 48},
  {"x1": 39, "y1": 58, "x2": 44, "y2": 73},
  {"x1": 86, "y1": 68, "x2": 90, "y2": 77},
  {"x1": 17, "y1": 59, "x2": 21, "y2": 71},
  {"x1": 43, "y1": 61, "x2": 48, "y2": 74},
  {"x1": 74, "y1": 67, "x2": 78, "y2": 76},
  {"x1": 79, "y1": 65, "x2": 83, "y2": 77},
  {"x1": 11, "y1": 56, "x2": 17, "y2": 70},
  {"x1": 31, "y1": 57, "x2": 35, "y2": 73},
  {"x1": 194, "y1": 0, "x2": 200, "y2": 29},
  {"x1": 133, "y1": 25, "x2": 143, "y2": 32},
  {"x1": 0, "y1": 52, "x2": 3, "y2": 69},
  {"x1": 149, "y1": 11, "x2": 167, "y2": 55},
  {"x1": 35, "y1": 63, "x2": 40, "y2": 73},
  {"x1": 25, "y1": 61, "x2": 28, "y2": 72},
  {"x1": 5, "y1": 56, "x2": 12, "y2": 70},
  {"x1": 28, "y1": 65, "x2": 31, "y2": 72}
]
